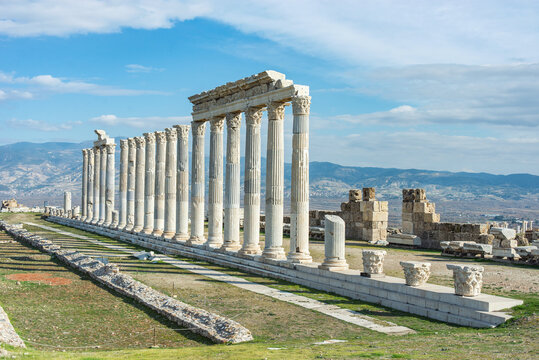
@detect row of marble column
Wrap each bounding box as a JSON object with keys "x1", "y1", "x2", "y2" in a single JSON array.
[
  {"x1": 79, "y1": 95, "x2": 312, "y2": 263},
  {"x1": 81, "y1": 143, "x2": 115, "y2": 227}
]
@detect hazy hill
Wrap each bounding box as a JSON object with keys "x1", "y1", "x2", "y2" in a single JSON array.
[{"x1": 0, "y1": 141, "x2": 538, "y2": 206}]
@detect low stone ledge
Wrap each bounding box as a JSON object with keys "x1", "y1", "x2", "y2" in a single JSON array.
[{"x1": 0, "y1": 220, "x2": 252, "y2": 344}]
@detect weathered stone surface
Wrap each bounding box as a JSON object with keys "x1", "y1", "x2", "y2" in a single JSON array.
[
  {"x1": 349, "y1": 189, "x2": 362, "y2": 202},
  {"x1": 0, "y1": 221, "x2": 253, "y2": 344},
  {"x1": 447, "y1": 264, "x2": 484, "y2": 297},
  {"x1": 319, "y1": 215, "x2": 348, "y2": 270},
  {"x1": 362, "y1": 250, "x2": 386, "y2": 275},
  {"x1": 0, "y1": 305, "x2": 25, "y2": 347},
  {"x1": 500, "y1": 239, "x2": 518, "y2": 248},
  {"x1": 462, "y1": 242, "x2": 493, "y2": 254},
  {"x1": 400, "y1": 261, "x2": 431, "y2": 286},
  {"x1": 490, "y1": 227, "x2": 517, "y2": 241}
]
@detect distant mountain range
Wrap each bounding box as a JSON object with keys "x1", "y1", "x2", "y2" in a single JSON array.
[{"x1": 1, "y1": 141, "x2": 538, "y2": 206}]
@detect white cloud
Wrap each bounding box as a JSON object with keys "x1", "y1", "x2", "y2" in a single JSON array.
[
  {"x1": 6, "y1": 118, "x2": 82, "y2": 132},
  {"x1": 0, "y1": 71, "x2": 166, "y2": 99},
  {"x1": 125, "y1": 64, "x2": 164, "y2": 73},
  {"x1": 1, "y1": 1, "x2": 538, "y2": 66},
  {"x1": 90, "y1": 114, "x2": 191, "y2": 128}
]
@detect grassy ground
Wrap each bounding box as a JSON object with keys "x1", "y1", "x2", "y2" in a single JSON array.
[{"x1": 0, "y1": 212, "x2": 537, "y2": 359}]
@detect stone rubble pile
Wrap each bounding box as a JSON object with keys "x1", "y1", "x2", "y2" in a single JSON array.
[{"x1": 0, "y1": 221, "x2": 253, "y2": 344}]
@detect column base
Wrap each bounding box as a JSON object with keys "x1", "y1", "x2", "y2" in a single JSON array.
[
  {"x1": 152, "y1": 229, "x2": 164, "y2": 237},
  {"x1": 238, "y1": 245, "x2": 262, "y2": 256},
  {"x1": 219, "y1": 241, "x2": 241, "y2": 252},
  {"x1": 260, "y1": 247, "x2": 286, "y2": 260},
  {"x1": 162, "y1": 231, "x2": 175, "y2": 239},
  {"x1": 205, "y1": 236, "x2": 223, "y2": 249},
  {"x1": 103, "y1": 222, "x2": 111, "y2": 228},
  {"x1": 287, "y1": 252, "x2": 313, "y2": 264},
  {"x1": 172, "y1": 233, "x2": 189, "y2": 242},
  {"x1": 187, "y1": 235, "x2": 205, "y2": 245},
  {"x1": 116, "y1": 223, "x2": 126, "y2": 230},
  {"x1": 142, "y1": 228, "x2": 154, "y2": 235},
  {"x1": 319, "y1": 259, "x2": 349, "y2": 271},
  {"x1": 124, "y1": 225, "x2": 134, "y2": 232},
  {"x1": 97, "y1": 220, "x2": 105, "y2": 226},
  {"x1": 133, "y1": 226, "x2": 144, "y2": 233}
]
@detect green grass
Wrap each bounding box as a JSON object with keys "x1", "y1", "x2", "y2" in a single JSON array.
[{"x1": 0, "y1": 212, "x2": 538, "y2": 359}]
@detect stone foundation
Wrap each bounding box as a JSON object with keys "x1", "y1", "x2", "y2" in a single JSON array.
[{"x1": 46, "y1": 216, "x2": 523, "y2": 328}]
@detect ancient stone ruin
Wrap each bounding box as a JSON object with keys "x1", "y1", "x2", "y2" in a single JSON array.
[{"x1": 48, "y1": 70, "x2": 525, "y2": 329}]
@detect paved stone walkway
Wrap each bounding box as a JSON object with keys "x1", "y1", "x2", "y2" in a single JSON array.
[{"x1": 25, "y1": 222, "x2": 414, "y2": 335}]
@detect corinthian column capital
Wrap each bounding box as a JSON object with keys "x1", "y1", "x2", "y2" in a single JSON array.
[
  {"x1": 174, "y1": 124, "x2": 190, "y2": 139},
  {"x1": 267, "y1": 102, "x2": 285, "y2": 120},
  {"x1": 292, "y1": 95, "x2": 311, "y2": 115},
  {"x1": 120, "y1": 139, "x2": 128, "y2": 150},
  {"x1": 105, "y1": 143, "x2": 116, "y2": 153},
  {"x1": 245, "y1": 107, "x2": 263, "y2": 125},
  {"x1": 143, "y1": 132, "x2": 156, "y2": 144},
  {"x1": 155, "y1": 130, "x2": 166, "y2": 143},
  {"x1": 135, "y1": 136, "x2": 146, "y2": 148},
  {"x1": 192, "y1": 121, "x2": 206, "y2": 136},
  {"x1": 210, "y1": 116, "x2": 225, "y2": 132},
  {"x1": 165, "y1": 127, "x2": 177, "y2": 141},
  {"x1": 226, "y1": 112, "x2": 242, "y2": 128}
]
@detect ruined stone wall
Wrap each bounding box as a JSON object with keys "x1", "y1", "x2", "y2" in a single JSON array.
[
  {"x1": 402, "y1": 189, "x2": 489, "y2": 249},
  {"x1": 308, "y1": 188, "x2": 388, "y2": 243}
]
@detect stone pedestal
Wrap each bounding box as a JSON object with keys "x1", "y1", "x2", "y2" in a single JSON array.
[
  {"x1": 143, "y1": 132, "x2": 156, "y2": 234},
  {"x1": 103, "y1": 143, "x2": 115, "y2": 227},
  {"x1": 98, "y1": 145, "x2": 107, "y2": 225},
  {"x1": 163, "y1": 128, "x2": 177, "y2": 239},
  {"x1": 152, "y1": 131, "x2": 166, "y2": 237},
  {"x1": 319, "y1": 215, "x2": 348, "y2": 270},
  {"x1": 261, "y1": 102, "x2": 286, "y2": 260},
  {"x1": 240, "y1": 107, "x2": 263, "y2": 255},
  {"x1": 400, "y1": 261, "x2": 431, "y2": 286},
  {"x1": 188, "y1": 121, "x2": 206, "y2": 245},
  {"x1": 447, "y1": 264, "x2": 484, "y2": 297},
  {"x1": 125, "y1": 138, "x2": 136, "y2": 231},
  {"x1": 362, "y1": 250, "x2": 386, "y2": 276},
  {"x1": 288, "y1": 96, "x2": 312, "y2": 263},
  {"x1": 81, "y1": 149, "x2": 89, "y2": 221},
  {"x1": 118, "y1": 139, "x2": 128, "y2": 229},
  {"x1": 222, "y1": 112, "x2": 242, "y2": 252},
  {"x1": 133, "y1": 136, "x2": 146, "y2": 232},
  {"x1": 173, "y1": 125, "x2": 190, "y2": 242},
  {"x1": 207, "y1": 117, "x2": 224, "y2": 248},
  {"x1": 86, "y1": 148, "x2": 94, "y2": 223}
]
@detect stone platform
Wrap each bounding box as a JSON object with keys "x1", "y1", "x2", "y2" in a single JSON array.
[{"x1": 49, "y1": 216, "x2": 523, "y2": 328}]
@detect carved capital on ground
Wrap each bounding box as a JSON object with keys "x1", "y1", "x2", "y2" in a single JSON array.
[
  {"x1": 400, "y1": 261, "x2": 431, "y2": 286},
  {"x1": 447, "y1": 264, "x2": 484, "y2": 297},
  {"x1": 362, "y1": 250, "x2": 386, "y2": 275},
  {"x1": 292, "y1": 95, "x2": 311, "y2": 115}
]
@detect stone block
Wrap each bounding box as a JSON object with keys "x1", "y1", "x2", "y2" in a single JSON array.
[
  {"x1": 362, "y1": 187, "x2": 375, "y2": 201},
  {"x1": 477, "y1": 234, "x2": 494, "y2": 245},
  {"x1": 413, "y1": 202, "x2": 435, "y2": 213},
  {"x1": 490, "y1": 227, "x2": 516, "y2": 240},
  {"x1": 462, "y1": 243, "x2": 492, "y2": 254},
  {"x1": 414, "y1": 189, "x2": 426, "y2": 202},
  {"x1": 363, "y1": 211, "x2": 388, "y2": 222},
  {"x1": 402, "y1": 202, "x2": 414, "y2": 213},
  {"x1": 402, "y1": 221, "x2": 414, "y2": 234},
  {"x1": 380, "y1": 201, "x2": 388, "y2": 212},
  {"x1": 424, "y1": 213, "x2": 440, "y2": 223},
  {"x1": 402, "y1": 212, "x2": 413, "y2": 221},
  {"x1": 349, "y1": 201, "x2": 362, "y2": 213},
  {"x1": 500, "y1": 239, "x2": 517, "y2": 248},
  {"x1": 349, "y1": 189, "x2": 362, "y2": 202},
  {"x1": 360, "y1": 201, "x2": 378, "y2": 212}
]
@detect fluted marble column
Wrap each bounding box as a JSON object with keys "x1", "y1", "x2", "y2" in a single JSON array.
[
  {"x1": 221, "y1": 112, "x2": 242, "y2": 252},
  {"x1": 104, "y1": 143, "x2": 116, "y2": 227},
  {"x1": 188, "y1": 121, "x2": 206, "y2": 245},
  {"x1": 142, "y1": 132, "x2": 156, "y2": 234},
  {"x1": 206, "y1": 116, "x2": 225, "y2": 248},
  {"x1": 125, "y1": 138, "x2": 136, "y2": 231},
  {"x1": 133, "y1": 136, "x2": 146, "y2": 232},
  {"x1": 118, "y1": 139, "x2": 128, "y2": 229},
  {"x1": 64, "y1": 191, "x2": 71, "y2": 214},
  {"x1": 173, "y1": 125, "x2": 190, "y2": 241},
  {"x1": 81, "y1": 149, "x2": 88, "y2": 221},
  {"x1": 98, "y1": 145, "x2": 107, "y2": 225},
  {"x1": 91, "y1": 146, "x2": 101, "y2": 224},
  {"x1": 86, "y1": 148, "x2": 94, "y2": 223},
  {"x1": 153, "y1": 131, "x2": 166, "y2": 236},
  {"x1": 288, "y1": 96, "x2": 312, "y2": 263},
  {"x1": 262, "y1": 102, "x2": 286, "y2": 260},
  {"x1": 163, "y1": 128, "x2": 177, "y2": 239},
  {"x1": 240, "y1": 107, "x2": 263, "y2": 255}
]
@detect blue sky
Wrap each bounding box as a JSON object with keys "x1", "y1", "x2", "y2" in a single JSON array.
[{"x1": 0, "y1": 0, "x2": 538, "y2": 175}]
